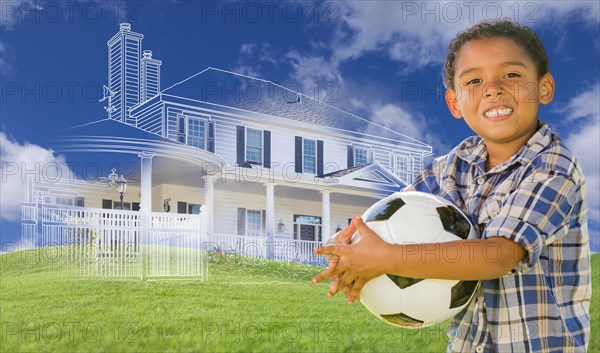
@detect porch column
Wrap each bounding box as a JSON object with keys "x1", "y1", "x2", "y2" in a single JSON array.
[
  {"x1": 203, "y1": 175, "x2": 216, "y2": 240},
  {"x1": 138, "y1": 152, "x2": 156, "y2": 212},
  {"x1": 265, "y1": 183, "x2": 276, "y2": 259},
  {"x1": 321, "y1": 190, "x2": 331, "y2": 242},
  {"x1": 138, "y1": 151, "x2": 155, "y2": 280}
]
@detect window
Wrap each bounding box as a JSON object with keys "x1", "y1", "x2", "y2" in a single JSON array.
[
  {"x1": 246, "y1": 210, "x2": 262, "y2": 236},
  {"x1": 293, "y1": 214, "x2": 322, "y2": 241},
  {"x1": 354, "y1": 147, "x2": 370, "y2": 166},
  {"x1": 187, "y1": 118, "x2": 206, "y2": 149},
  {"x1": 303, "y1": 139, "x2": 316, "y2": 173},
  {"x1": 188, "y1": 203, "x2": 202, "y2": 215},
  {"x1": 113, "y1": 201, "x2": 131, "y2": 210},
  {"x1": 75, "y1": 197, "x2": 85, "y2": 207},
  {"x1": 392, "y1": 153, "x2": 420, "y2": 184},
  {"x1": 54, "y1": 196, "x2": 73, "y2": 206},
  {"x1": 178, "y1": 201, "x2": 202, "y2": 214},
  {"x1": 246, "y1": 128, "x2": 263, "y2": 164}
]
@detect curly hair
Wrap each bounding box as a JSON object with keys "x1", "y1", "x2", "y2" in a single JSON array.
[{"x1": 443, "y1": 20, "x2": 549, "y2": 89}]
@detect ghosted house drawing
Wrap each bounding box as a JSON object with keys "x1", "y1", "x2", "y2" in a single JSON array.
[{"x1": 21, "y1": 23, "x2": 431, "y2": 275}]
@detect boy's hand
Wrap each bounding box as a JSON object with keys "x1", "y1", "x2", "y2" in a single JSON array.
[
  {"x1": 313, "y1": 218, "x2": 357, "y2": 298},
  {"x1": 312, "y1": 216, "x2": 390, "y2": 304}
]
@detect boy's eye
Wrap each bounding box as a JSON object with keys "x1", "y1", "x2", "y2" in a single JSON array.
[
  {"x1": 466, "y1": 78, "x2": 482, "y2": 85},
  {"x1": 504, "y1": 72, "x2": 521, "y2": 78}
]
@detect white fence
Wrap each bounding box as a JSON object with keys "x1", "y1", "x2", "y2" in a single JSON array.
[
  {"x1": 21, "y1": 203, "x2": 208, "y2": 280},
  {"x1": 209, "y1": 233, "x2": 326, "y2": 266},
  {"x1": 20, "y1": 203, "x2": 329, "y2": 280}
]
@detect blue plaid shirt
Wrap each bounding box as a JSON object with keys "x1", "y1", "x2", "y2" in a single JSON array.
[{"x1": 406, "y1": 122, "x2": 591, "y2": 353}]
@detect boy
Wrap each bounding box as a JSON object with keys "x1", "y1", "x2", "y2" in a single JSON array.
[{"x1": 311, "y1": 20, "x2": 591, "y2": 353}]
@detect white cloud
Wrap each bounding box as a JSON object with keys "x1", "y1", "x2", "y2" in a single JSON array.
[
  {"x1": 285, "y1": 50, "x2": 343, "y2": 101},
  {"x1": 561, "y1": 83, "x2": 600, "y2": 225},
  {"x1": 366, "y1": 103, "x2": 450, "y2": 155},
  {"x1": 233, "y1": 42, "x2": 278, "y2": 78},
  {"x1": 0, "y1": 132, "x2": 73, "y2": 221},
  {"x1": 285, "y1": 1, "x2": 599, "y2": 90}
]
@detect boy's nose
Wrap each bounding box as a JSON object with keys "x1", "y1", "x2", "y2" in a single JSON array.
[{"x1": 484, "y1": 83, "x2": 504, "y2": 98}]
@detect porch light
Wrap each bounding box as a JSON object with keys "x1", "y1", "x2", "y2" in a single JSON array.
[
  {"x1": 277, "y1": 219, "x2": 285, "y2": 232},
  {"x1": 116, "y1": 174, "x2": 127, "y2": 210}
]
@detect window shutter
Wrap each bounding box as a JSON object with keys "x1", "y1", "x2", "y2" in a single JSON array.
[
  {"x1": 177, "y1": 201, "x2": 187, "y2": 214},
  {"x1": 208, "y1": 121, "x2": 215, "y2": 153},
  {"x1": 261, "y1": 210, "x2": 266, "y2": 235},
  {"x1": 369, "y1": 149, "x2": 374, "y2": 163},
  {"x1": 347, "y1": 146, "x2": 354, "y2": 169},
  {"x1": 295, "y1": 136, "x2": 302, "y2": 173},
  {"x1": 102, "y1": 199, "x2": 112, "y2": 209},
  {"x1": 263, "y1": 130, "x2": 271, "y2": 168},
  {"x1": 236, "y1": 126, "x2": 245, "y2": 165},
  {"x1": 317, "y1": 140, "x2": 324, "y2": 176},
  {"x1": 132, "y1": 202, "x2": 140, "y2": 211},
  {"x1": 237, "y1": 208, "x2": 246, "y2": 236},
  {"x1": 178, "y1": 115, "x2": 186, "y2": 143}
]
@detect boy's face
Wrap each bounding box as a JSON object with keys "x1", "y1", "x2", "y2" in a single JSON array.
[{"x1": 445, "y1": 37, "x2": 554, "y2": 148}]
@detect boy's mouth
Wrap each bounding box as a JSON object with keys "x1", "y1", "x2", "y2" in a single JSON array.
[{"x1": 483, "y1": 106, "x2": 514, "y2": 120}]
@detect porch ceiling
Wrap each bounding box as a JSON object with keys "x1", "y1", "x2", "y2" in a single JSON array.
[
  {"x1": 151, "y1": 156, "x2": 206, "y2": 188},
  {"x1": 212, "y1": 180, "x2": 381, "y2": 205}
]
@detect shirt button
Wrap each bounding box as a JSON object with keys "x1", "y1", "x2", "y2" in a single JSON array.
[
  {"x1": 476, "y1": 177, "x2": 485, "y2": 185},
  {"x1": 475, "y1": 346, "x2": 484, "y2": 353},
  {"x1": 490, "y1": 211, "x2": 498, "y2": 218},
  {"x1": 456, "y1": 200, "x2": 463, "y2": 207}
]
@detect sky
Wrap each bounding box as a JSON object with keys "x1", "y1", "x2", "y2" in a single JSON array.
[{"x1": 0, "y1": 0, "x2": 599, "y2": 252}]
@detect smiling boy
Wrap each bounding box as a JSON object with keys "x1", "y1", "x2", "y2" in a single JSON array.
[{"x1": 312, "y1": 20, "x2": 591, "y2": 352}]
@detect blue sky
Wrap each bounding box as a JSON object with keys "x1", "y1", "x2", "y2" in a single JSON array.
[{"x1": 1, "y1": 0, "x2": 599, "y2": 251}]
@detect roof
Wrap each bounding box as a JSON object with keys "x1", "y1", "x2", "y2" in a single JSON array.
[
  {"x1": 320, "y1": 162, "x2": 408, "y2": 193},
  {"x1": 319, "y1": 163, "x2": 373, "y2": 178},
  {"x1": 161, "y1": 67, "x2": 430, "y2": 148}
]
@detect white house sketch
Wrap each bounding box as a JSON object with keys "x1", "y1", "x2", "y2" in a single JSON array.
[{"x1": 21, "y1": 23, "x2": 432, "y2": 277}]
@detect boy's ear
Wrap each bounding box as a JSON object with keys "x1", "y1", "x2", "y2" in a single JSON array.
[
  {"x1": 445, "y1": 89, "x2": 463, "y2": 119},
  {"x1": 539, "y1": 72, "x2": 555, "y2": 104}
]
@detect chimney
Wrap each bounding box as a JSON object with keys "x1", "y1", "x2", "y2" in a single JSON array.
[
  {"x1": 143, "y1": 50, "x2": 153, "y2": 59},
  {"x1": 120, "y1": 23, "x2": 131, "y2": 32}
]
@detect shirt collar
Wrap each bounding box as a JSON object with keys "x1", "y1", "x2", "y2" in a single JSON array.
[{"x1": 455, "y1": 121, "x2": 553, "y2": 172}]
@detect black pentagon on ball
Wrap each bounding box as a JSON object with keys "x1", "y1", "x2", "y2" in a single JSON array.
[
  {"x1": 380, "y1": 312, "x2": 424, "y2": 327},
  {"x1": 450, "y1": 280, "x2": 479, "y2": 309},
  {"x1": 436, "y1": 206, "x2": 472, "y2": 239},
  {"x1": 387, "y1": 274, "x2": 424, "y2": 289},
  {"x1": 363, "y1": 197, "x2": 406, "y2": 222}
]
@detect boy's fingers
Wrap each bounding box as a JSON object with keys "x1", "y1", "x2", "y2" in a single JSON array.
[
  {"x1": 335, "y1": 218, "x2": 358, "y2": 243},
  {"x1": 311, "y1": 264, "x2": 345, "y2": 285},
  {"x1": 326, "y1": 275, "x2": 340, "y2": 297},
  {"x1": 314, "y1": 243, "x2": 348, "y2": 256},
  {"x1": 349, "y1": 278, "x2": 367, "y2": 303}
]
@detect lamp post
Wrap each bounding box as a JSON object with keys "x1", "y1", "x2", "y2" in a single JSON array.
[{"x1": 116, "y1": 174, "x2": 127, "y2": 210}]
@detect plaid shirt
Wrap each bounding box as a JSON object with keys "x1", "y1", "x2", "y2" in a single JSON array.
[{"x1": 406, "y1": 122, "x2": 591, "y2": 353}]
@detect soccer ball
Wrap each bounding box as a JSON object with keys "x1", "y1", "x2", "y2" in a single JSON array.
[{"x1": 342, "y1": 191, "x2": 480, "y2": 329}]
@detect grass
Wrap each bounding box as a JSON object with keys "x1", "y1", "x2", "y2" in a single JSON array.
[{"x1": 0, "y1": 248, "x2": 598, "y2": 352}]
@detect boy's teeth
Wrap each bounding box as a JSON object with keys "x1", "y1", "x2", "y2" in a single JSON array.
[{"x1": 484, "y1": 107, "x2": 513, "y2": 118}]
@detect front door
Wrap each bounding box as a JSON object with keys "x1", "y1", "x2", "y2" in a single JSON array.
[{"x1": 299, "y1": 224, "x2": 315, "y2": 241}]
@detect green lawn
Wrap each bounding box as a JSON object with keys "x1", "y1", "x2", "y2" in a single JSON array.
[{"x1": 0, "y1": 249, "x2": 598, "y2": 352}]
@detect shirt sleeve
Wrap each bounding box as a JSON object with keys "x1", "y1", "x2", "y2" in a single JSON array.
[
  {"x1": 403, "y1": 160, "x2": 442, "y2": 194},
  {"x1": 483, "y1": 170, "x2": 579, "y2": 273}
]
